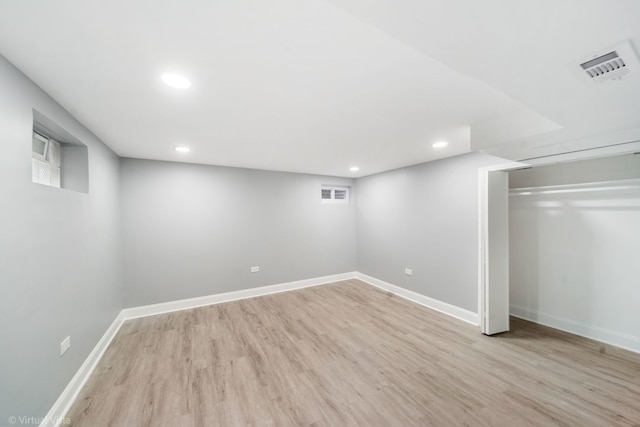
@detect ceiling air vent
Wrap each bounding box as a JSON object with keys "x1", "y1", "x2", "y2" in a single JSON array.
[{"x1": 578, "y1": 40, "x2": 640, "y2": 83}]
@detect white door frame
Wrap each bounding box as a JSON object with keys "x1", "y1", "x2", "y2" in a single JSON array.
[{"x1": 478, "y1": 161, "x2": 528, "y2": 335}]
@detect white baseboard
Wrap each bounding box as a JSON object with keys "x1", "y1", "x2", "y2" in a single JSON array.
[
  {"x1": 121, "y1": 271, "x2": 479, "y2": 326},
  {"x1": 510, "y1": 304, "x2": 640, "y2": 354},
  {"x1": 39, "y1": 273, "x2": 640, "y2": 427},
  {"x1": 40, "y1": 312, "x2": 125, "y2": 427},
  {"x1": 122, "y1": 272, "x2": 358, "y2": 320},
  {"x1": 42, "y1": 270, "x2": 478, "y2": 426},
  {"x1": 356, "y1": 272, "x2": 479, "y2": 325}
]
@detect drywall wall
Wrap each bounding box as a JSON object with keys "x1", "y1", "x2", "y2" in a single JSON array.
[
  {"x1": 0, "y1": 56, "x2": 123, "y2": 421},
  {"x1": 356, "y1": 152, "x2": 506, "y2": 312},
  {"x1": 120, "y1": 158, "x2": 356, "y2": 307},
  {"x1": 509, "y1": 154, "x2": 640, "y2": 351}
]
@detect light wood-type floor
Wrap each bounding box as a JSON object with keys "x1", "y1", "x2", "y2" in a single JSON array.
[{"x1": 67, "y1": 280, "x2": 640, "y2": 426}]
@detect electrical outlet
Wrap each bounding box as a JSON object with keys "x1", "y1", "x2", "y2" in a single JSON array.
[
  {"x1": 404, "y1": 268, "x2": 413, "y2": 276},
  {"x1": 250, "y1": 266, "x2": 260, "y2": 273},
  {"x1": 60, "y1": 336, "x2": 71, "y2": 356}
]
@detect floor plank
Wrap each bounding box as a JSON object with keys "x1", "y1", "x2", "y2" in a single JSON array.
[{"x1": 66, "y1": 280, "x2": 640, "y2": 426}]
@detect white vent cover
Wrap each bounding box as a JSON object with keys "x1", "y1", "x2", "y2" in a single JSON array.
[{"x1": 578, "y1": 40, "x2": 640, "y2": 83}]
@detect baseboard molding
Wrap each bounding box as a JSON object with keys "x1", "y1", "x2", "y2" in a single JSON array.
[
  {"x1": 122, "y1": 272, "x2": 358, "y2": 320},
  {"x1": 510, "y1": 304, "x2": 640, "y2": 354},
  {"x1": 41, "y1": 270, "x2": 477, "y2": 426},
  {"x1": 40, "y1": 312, "x2": 125, "y2": 427},
  {"x1": 356, "y1": 272, "x2": 479, "y2": 325},
  {"x1": 41, "y1": 273, "x2": 357, "y2": 426}
]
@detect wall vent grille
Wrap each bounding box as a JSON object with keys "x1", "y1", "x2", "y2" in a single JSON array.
[{"x1": 578, "y1": 41, "x2": 640, "y2": 83}]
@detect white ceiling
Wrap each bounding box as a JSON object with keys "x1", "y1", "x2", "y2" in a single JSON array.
[{"x1": 1, "y1": 1, "x2": 639, "y2": 177}]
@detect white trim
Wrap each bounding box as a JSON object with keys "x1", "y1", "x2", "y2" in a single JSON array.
[
  {"x1": 122, "y1": 272, "x2": 357, "y2": 320},
  {"x1": 40, "y1": 312, "x2": 125, "y2": 427},
  {"x1": 478, "y1": 162, "x2": 530, "y2": 173},
  {"x1": 41, "y1": 270, "x2": 478, "y2": 426},
  {"x1": 39, "y1": 272, "x2": 640, "y2": 427},
  {"x1": 510, "y1": 304, "x2": 640, "y2": 354},
  {"x1": 40, "y1": 273, "x2": 356, "y2": 426},
  {"x1": 32, "y1": 131, "x2": 49, "y2": 161},
  {"x1": 521, "y1": 139, "x2": 640, "y2": 166},
  {"x1": 477, "y1": 161, "x2": 528, "y2": 334},
  {"x1": 478, "y1": 167, "x2": 488, "y2": 332},
  {"x1": 356, "y1": 272, "x2": 479, "y2": 325}
]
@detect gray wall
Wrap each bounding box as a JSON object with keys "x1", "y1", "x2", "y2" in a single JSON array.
[
  {"x1": 120, "y1": 158, "x2": 356, "y2": 307},
  {"x1": 0, "y1": 56, "x2": 123, "y2": 422},
  {"x1": 509, "y1": 154, "x2": 640, "y2": 350},
  {"x1": 0, "y1": 54, "x2": 516, "y2": 421},
  {"x1": 356, "y1": 152, "x2": 505, "y2": 312}
]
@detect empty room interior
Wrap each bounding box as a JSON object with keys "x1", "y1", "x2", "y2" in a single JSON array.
[{"x1": 1, "y1": 1, "x2": 640, "y2": 426}]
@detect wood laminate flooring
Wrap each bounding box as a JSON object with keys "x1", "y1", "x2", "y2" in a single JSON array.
[{"x1": 66, "y1": 279, "x2": 640, "y2": 426}]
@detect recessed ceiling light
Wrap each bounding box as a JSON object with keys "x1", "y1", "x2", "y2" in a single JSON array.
[
  {"x1": 350, "y1": 166, "x2": 360, "y2": 172},
  {"x1": 432, "y1": 141, "x2": 448, "y2": 148},
  {"x1": 161, "y1": 73, "x2": 191, "y2": 89},
  {"x1": 174, "y1": 146, "x2": 191, "y2": 153}
]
